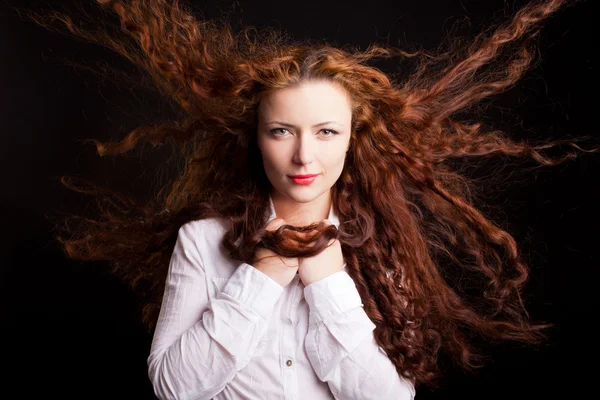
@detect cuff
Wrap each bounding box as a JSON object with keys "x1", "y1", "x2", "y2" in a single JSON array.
[
  {"x1": 303, "y1": 271, "x2": 364, "y2": 325},
  {"x1": 221, "y1": 262, "x2": 284, "y2": 319}
]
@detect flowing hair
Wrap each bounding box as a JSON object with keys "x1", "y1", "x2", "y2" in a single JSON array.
[{"x1": 21, "y1": 0, "x2": 598, "y2": 387}]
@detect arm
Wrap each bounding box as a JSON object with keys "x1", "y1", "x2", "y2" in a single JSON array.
[
  {"x1": 303, "y1": 271, "x2": 415, "y2": 400},
  {"x1": 147, "y1": 221, "x2": 284, "y2": 400}
]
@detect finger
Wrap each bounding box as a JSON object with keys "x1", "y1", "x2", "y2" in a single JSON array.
[
  {"x1": 322, "y1": 219, "x2": 334, "y2": 227},
  {"x1": 281, "y1": 257, "x2": 299, "y2": 268},
  {"x1": 265, "y1": 217, "x2": 286, "y2": 232}
]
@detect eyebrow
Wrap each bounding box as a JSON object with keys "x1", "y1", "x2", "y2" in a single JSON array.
[{"x1": 265, "y1": 120, "x2": 343, "y2": 128}]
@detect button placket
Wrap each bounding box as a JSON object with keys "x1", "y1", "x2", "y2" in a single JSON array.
[{"x1": 281, "y1": 277, "x2": 300, "y2": 399}]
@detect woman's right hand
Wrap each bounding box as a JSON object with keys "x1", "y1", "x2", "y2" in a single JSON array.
[{"x1": 252, "y1": 218, "x2": 300, "y2": 287}]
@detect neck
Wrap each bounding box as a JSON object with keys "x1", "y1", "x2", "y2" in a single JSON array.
[{"x1": 270, "y1": 189, "x2": 331, "y2": 228}]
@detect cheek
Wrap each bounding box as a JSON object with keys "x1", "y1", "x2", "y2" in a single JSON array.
[
  {"x1": 323, "y1": 151, "x2": 347, "y2": 175},
  {"x1": 260, "y1": 145, "x2": 285, "y2": 170}
]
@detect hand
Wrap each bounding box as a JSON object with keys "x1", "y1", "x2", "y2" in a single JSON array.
[
  {"x1": 298, "y1": 219, "x2": 345, "y2": 286},
  {"x1": 252, "y1": 218, "x2": 300, "y2": 287}
]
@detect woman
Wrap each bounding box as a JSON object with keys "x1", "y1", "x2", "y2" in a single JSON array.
[
  {"x1": 146, "y1": 78, "x2": 417, "y2": 399},
  {"x1": 27, "y1": 0, "x2": 598, "y2": 398}
]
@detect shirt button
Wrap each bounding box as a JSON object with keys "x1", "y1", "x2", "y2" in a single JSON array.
[{"x1": 286, "y1": 359, "x2": 293, "y2": 367}]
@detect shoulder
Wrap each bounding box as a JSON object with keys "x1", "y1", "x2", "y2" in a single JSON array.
[
  {"x1": 177, "y1": 215, "x2": 230, "y2": 258},
  {"x1": 178, "y1": 216, "x2": 239, "y2": 277},
  {"x1": 177, "y1": 216, "x2": 229, "y2": 244}
]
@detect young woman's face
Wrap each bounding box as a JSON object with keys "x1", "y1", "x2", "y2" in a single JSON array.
[{"x1": 256, "y1": 79, "x2": 352, "y2": 205}]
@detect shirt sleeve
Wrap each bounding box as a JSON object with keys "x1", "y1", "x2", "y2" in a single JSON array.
[
  {"x1": 303, "y1": 270, "x2": 416, "y2": 400},
  {"x1": 147, "y1": 221, "x2": 285, "y2": 400}
]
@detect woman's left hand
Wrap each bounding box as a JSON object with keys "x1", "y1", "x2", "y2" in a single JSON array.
[{"x1": 298, "y1": 219, "x2": 345, "y2": 286}]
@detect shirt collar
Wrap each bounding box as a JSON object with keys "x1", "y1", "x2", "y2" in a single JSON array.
[{"x1": 267, "y1": 193, "x2": 340, "y2": 229}]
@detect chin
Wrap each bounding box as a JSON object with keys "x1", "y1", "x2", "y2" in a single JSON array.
[{"x1": 285, "y1": 190, "x2": 318, "y2": 203}]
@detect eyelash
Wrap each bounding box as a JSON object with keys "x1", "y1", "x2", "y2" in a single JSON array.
[{"x1": 269, "y1": 128, "x2": 339, "y2": 137}]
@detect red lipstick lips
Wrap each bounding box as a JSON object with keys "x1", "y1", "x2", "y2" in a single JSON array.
[
  {"x1": 289, "y1": 173, "x2": 319, "y2": 185},
  {"x1": 289, "y1": 174, "x2": 319, "y2": 179}
]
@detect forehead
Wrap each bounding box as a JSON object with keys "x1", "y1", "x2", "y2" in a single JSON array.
[{"x1": 258, "y1": 80, "x2": 352, "y2": 121}]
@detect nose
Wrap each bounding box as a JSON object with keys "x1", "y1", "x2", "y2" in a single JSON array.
[{"x1": 292, "y1": 133, "x2": 316, "y2": 166}]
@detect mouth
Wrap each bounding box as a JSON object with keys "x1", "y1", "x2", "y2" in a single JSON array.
[
  {"x1": 288, "y1": 174, "x2": 319, "y2": 179},
  {"x1": 288, "y1": 174, "x2": 319, "y2": 185}
]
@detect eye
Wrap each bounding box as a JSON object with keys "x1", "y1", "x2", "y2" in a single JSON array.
[
  {"x1": 270, "y1": 128, "x2": 290, "y2": 136},
  {"x1": 321, "y1": 129, "x2": 339, "y2": 137},
  {"x1": 269, "y1": 128, "x2": 339, "y2": 137}
]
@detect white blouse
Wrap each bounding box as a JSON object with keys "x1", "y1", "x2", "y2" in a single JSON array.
[{"x1": 147, "y1": 196, "x2": 416, "y2": 399}]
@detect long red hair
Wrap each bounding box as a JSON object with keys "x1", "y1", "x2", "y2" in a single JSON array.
[{"x1": 25, "y1": 0, "x2": 598, "y2": 387}]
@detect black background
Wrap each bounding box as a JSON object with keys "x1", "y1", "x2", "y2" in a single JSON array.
[{"x1": 1, "y1": 0, "x2": 597, "y2": 398}]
